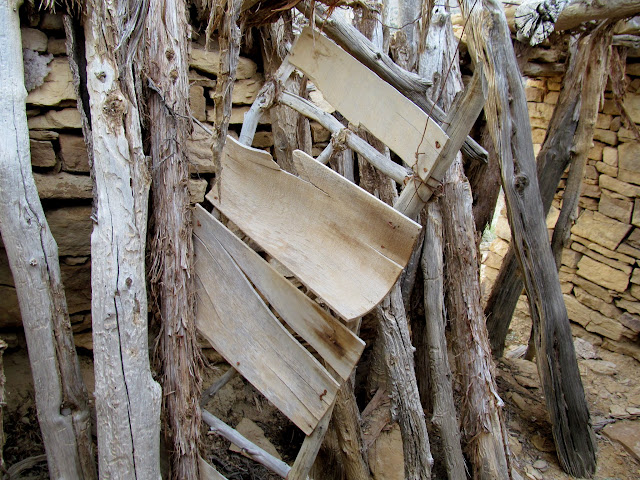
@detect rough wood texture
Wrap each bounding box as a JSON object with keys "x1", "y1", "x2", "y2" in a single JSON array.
[
  {"x1": 206, "y1": 137, "x2": 421, "y2": 321},
  {"x1": 199, "y1": 456, "x2": 228, "y2": 480},
  {"x1": 145, "y1": 1, "x2": 202, "y2": 478},
  {"x1": 202, "y1": 410, "x2": 290, "y2": 477},
  {"x1": 300, "y1": 1, "x2": 488, "y2": 165},
  {"x1": 550, "y1": 27, "x2": 613, "y2": 267},
  {"x1": 486, "y1": 32, "x2": 591, "y2": 356},
  {"x1": 193, "y1": 220, "x2": 339, "y2": 434},
  {"x1": 289, "y1": 28, "x2": 449, "y2": 179},
  {"x1": 84, "y1": 1, "x2": 161, "y2": 476},
  {"x1": 0, "y1": 338, "x2": 5, "y2": 475},
  {"x1": 461, "y1": 0, "x2": 596, "y2": 476},
  {"x1": 288, "y1": 404, "x2": 334, "y2": 480},
  {"x1": 420, "y1": 204, "x2": 466, "y2": 480},
  {"x1": 0, "y1": 3, "x2": 95, "y2": 478},
  {"x1": 377, "y1": 284, "x2": 433, "y2": 479},
  {"x1": 515, "y1": 0, "x2": 570, "y2": 45}
]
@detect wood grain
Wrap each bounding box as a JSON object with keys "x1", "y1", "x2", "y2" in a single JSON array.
[{"x1": 206, "y1": 136, "x2": 421, "y2": 321}]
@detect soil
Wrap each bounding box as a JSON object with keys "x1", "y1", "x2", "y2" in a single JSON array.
[{"x1": 2, "y1": 314, "x2": 640, "y2": 479}]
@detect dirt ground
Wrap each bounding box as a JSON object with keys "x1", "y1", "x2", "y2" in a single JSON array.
[{"x1": 2, "y1": 314, "x2": 640, "y2": 479}]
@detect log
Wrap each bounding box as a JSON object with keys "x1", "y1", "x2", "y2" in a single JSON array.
[
  {"x1": 0, "y1": 338, "x2": 5, "y2": 475},
  {"x1": 461, "y1": 0, "x2": 597, "y2": 476},
  {"x1": 297, "y1": 1, "x2": 489, "y2": 165},
  {"x1": 0, "y1": 3, "x2": 95, "y2": 478},
  {"x1": 202, "y1": 410, "x2": 291, "y2": 478},
  {"x1": 84, "y1": 2, "x2": 162, "y2": 476},
  {"x1": 145, "y1": 1, "x2": 202, "y2": 477},
  {"x1": 288, "y1": 405, "x2": 334, "y2": 480}
]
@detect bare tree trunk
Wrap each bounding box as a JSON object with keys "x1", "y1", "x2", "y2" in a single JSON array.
[
  {"x1": 461, "y1": 1, "x2": 597, "y2": 476},
  {"x1": 84, "y1": 1, "x2": 161, "y2": 477},
  {"x1": 0, "y1": 338, "x2": 6, "y2": 476},
  {"x1": 0, "y1": 2, "x2": 95, "y2": 478},
  {"x1": 145, "y1": 1, "x2": 202, "y2": 478}
]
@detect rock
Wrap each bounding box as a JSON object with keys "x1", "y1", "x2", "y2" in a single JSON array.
[
  {"x1": 564, "y1": 293, "x2": 627, "y2": 340},
  {"x1": 531, "y1": 128, "x2": 546, "y2": 144},
  {"x1": 369, "y1": 423, "x2": 404, "y2": 480},
  {"x1": 61, "y1": 261, "x2": 91, "y2": 314},
  {"x1": 528, "y1": 102, "x2": 554, "y2": 121},
  {"x1": 574, "y1": 286, "x2": 622, "y2": 319},
  {"x1": 190, "y1": 46, "x2": 257, "y2": 79},
  {"x1": 490, "y1": 238, "x2": 510, "y2": 257},
  {"x1": 28, "y1": 108, "x2": 82, "y2": 129},
  {"x1": 634, "y1": 199, "x2": 640, "y2": 228},
  {"x1": 190, "y1": 85, "x2": 206, "y2": 122},
  {"x1": 308, "y1": 88, "x2": 335, "y2": 114},
  {"x1": 600, "y1": 174, "x2": 640, "y2": 198},
  {"x1": 599, "y1": 190, "x2": 633, "y2": 223},
  {"x1": 23, "y1": 49, "x2": 53, "y2": 92},
  {"x1": 574, "y1": 337, "x2": 597, "y2": 359},
  {"x1": 532, "y1": 459, "x2": 548, "y2": 472},
  {"x1": 252, "y1": 131, "x2": 273, "y2": 149},
  {"x1": 593, "y1": 128, "x2": 618, "y2": 146},
  {"x1": 628, "y1": 229, "x2": 640, "y2": 250},
  {"x1": 310, "y1": 121, "x2": 331, "y2": 143},
  {"x1": 47, "y1": 38, "x2": 67, "y2": 55},
  {"x1": 624, "y1": 93, "x2": 640, "y2": 124},
  {"x1": 21, "y1": 28, "x2": 48, "y2": 52},
  {"x1": 526, "y1": 86, "x2": 544, "y2": 102},
  {"x1": 603, "y1": 146, "x2": 618, "y2": 166},
  {"x1": 620, "y1": 312, "x2": 640, "y2": 334},
  {"x1": 495, "y1": 215, "x2": 511, "y2": 241},
  {"x1": 30, "y1": 139, "x2": 57, "y2": 168},
  {"x1": 34, "y1": 172, "x2": 92, "y2": 199},
  {"x1": 229, "y1": 418, "x2": 281, "y2": 460},
  {"x1": 573, "y1": 273, "x2": 613, "y2": 302},
  {"x1": 222, "y1": 106, "x2": 270, "y2": 125},
  {"x1": 510, "y1": 392, "x2": 528, "y2": 410},
  {"x1": 602, "y1": 338, "x2": 640, "y2": 362},
  {"x1": 484, "y1": 251, "x2": 503, "y2": 269},
  {"x1": 26, "y1": 58, "x2": 76, "y2": 106},
  {"x1": 583, "y1": 359, "x2": 617, "y2": 375},
  {"x1": 188, "y1": 69, "x2": 216, "y2": 88},
  {"x1": 0, "y1": 285, "x2": 21, "y2": 328},
  {"x1": 227, "y1": 75, "x2": 263, "y2": 105},
  {"x1": 572, "y1": 241, "x2": 633, "y2": 274},
  {"x1": 603, "y1": 420, "x2": 640, "y2": 462},
  {"x1": 45, "y1": 206, "x2": 92, "y2": 256},
  {"x1": 40, "y1": 13, "x2": 64, "y2": 31},
  {"x1": 30, "y1": 130, "x2": 58, "y2": 141},
  {"x1": 628, "y1": 407, "x2": 640, "y2": 416},
  {"x1": 186, "y1": 129, "x2": 215, "y2": 174},
  {"x1": 615, "y1": 298, "x2": 640, "y2": 315},
  {"x1": 58, "y1": 134, "x2": 89, "y2": 172},
  {"x1": 188, "y1": 178, "x2": 208, "y2": 204},
  {"x1": 577, "y1": 256, "x2": 630, "y2": 293},
  {"x1": 571, "y1": 210, "x2": 631, "y2": 251},
  {"x1": 532, "y1": 434, "x2": 555, "y2": 453},
  {"x1": 70, "y1": 314, "x2": 91, "y2": 333},
  {"x1": 74, "y1": 331, "x2": 93, "y2": 350}
]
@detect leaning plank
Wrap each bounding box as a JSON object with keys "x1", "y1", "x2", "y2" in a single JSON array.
[
  {"x1": 194, "y1": 234, "x2": 338, "y2": 435},
  {"x1": 289, "y1": 28, "x2": 448, "y2": 179},
  {"x1": 206, "y1": 136, "x2": 421, "y2": 321},
  {"x1": 199, "y1": 456, "x2": 228, "y2": 480},
  {"x1": 193, "y1": 205, "x2": 365, "y2": 381}
]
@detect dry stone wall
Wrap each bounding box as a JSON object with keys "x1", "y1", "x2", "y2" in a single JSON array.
[{"x1": 482, "y1": 50, "x2": 640, "y2": 362}]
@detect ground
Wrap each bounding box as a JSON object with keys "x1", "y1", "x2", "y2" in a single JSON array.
[{"x1": 2, "y1": 315, "x2": 640, "y2": 479}]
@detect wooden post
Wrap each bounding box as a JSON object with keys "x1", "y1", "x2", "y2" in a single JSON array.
[
  {"x1": 460, "y1": 0, "x2": 597, "y2": 476},
  {"x1": 145, "y1": 0, "x2": 202, "y2": 478},
  {"x1": 84, "y1": 1, "x2": 161, "y2": 476},
  {"x1": 0, "y1": 2, "x2": 95, "y2": 478}
]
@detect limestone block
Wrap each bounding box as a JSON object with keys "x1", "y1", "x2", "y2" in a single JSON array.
[
  {"x1": 26, "y1": 58, "x2": 76, "y2": 106},
  {"x1": 599, "y1": 190, "x2": 633, "y2": 223},
  {"x1": 603, "y1": 421, "x2": 640, "y2": 463},
  {"x1": 581, "y1": 183, "x2": 601, "y2": 198},
  {"x1": 490, "y1": 237, "x2": 510, "y2": 257},
  {"x1": 188, "y1": 69, "x2": 216, "y2": 88},
  {"x1": 30, "y1": 139, "x2": 56, "y2": 168},
  {"x1": 28, "y1": 108, "x2": 82, "y2": 129},
  {"x1": 484, "y1": 251, "x2": 503, "y2": 269},
  {"x1": 527, "y1": 102, "x2": 554, "y2": 121},
  {"x1": 544, "y1": 91, "x2": 559, "y2": 104},
  {"x1": 45, "y1": 206, "x2": 92, "y2": 256},
  {"x1": 603, "y1": 146, "x2": 618, "y2": 166},
  {"x1": 29, "y1": 130, "x2": 58, "y2": 141},
  {"x1": 596, "y1": 114, "x2": 613, "y2": 130},
  {"x1": 369, "y1": 423, "x2": 404, "y2": 480},
  {"x1": 593, "y1": 128, "x2": 618, "y2": 146},
  {"x1": 40, "y1": 13, "x2": 64, "y2": 31},
  {"x1": 47, "y1": 38, "x2": 67, "y2": 55},
  {"x1": 633, "y1": 199, "x2": 640, "y2": 228},
  {"x1": 34, "y1": 172, "x2": 92, "y2": 199},
  {"x1": 0, "y1": 286, "x2": 21, "y2": 328},
  {"x1": 189, "y1": 46, "x2": 257, "y2": 80},
  {"x1": 576, "y1": 255, "x2": 630, "y2": 292},
  {"x1": 563, "y1": 294, "x2": 626, "y2": 340},
  {"x1": 310, "y1": 121, "x2": 331, "y2": 143},
  {"x1": 623, "y1": 93, "x2": 640, "y2": 123},
  {"x1": 574, "y1": 286, "x2": 622, "y2": 320},
  {"x1": 21, "y1": 28, "x2": 47, "y2": 52},
  {"x1": 571, "y1": 210, "x2": 631, "y2": 251},
  {"x1": 186, "y1": 128, "x2": 215, "y2": 174},
  {"x1": 600, "y1": 175, "x2": 640, "y2": 197},
  {"x1": 188, "y1": 178, "x2": 208, "y2": 204},
  {"x1": 531, "y1": 128, "x2": 546, "y2": 144},
  {"x1": 616, "y1": 298, "x2": 640, "y2": 316},
  {"x1": 229, "y1": 75, "x2": 263, "y2": 105},
  {"x1": 603, "y1": 99, "x2": 621, "y2": 115},
  {"x1": 573, "y1": 275, "x2": 613, "y2": 303},
  {"x1": 595, "y1": 161, "x2": 617, "y2": 177},
  {"x1": 230, "y1": 418, "x2": 282, "y2": 460},
  {"x1": 189, "y1": 85, "x2": 207, "y2": 122},
  {"x1": 525, "y1": 87, "x2": 544, "y2": 102},
  {"x1": 561, "y1": 248, "x2": 582, "y2": 269},
  {"x1": 59, "y1": 134, "x2": 89, "y2": 173},
  {"x1": 61, "y1": 261, "x2": 92, "y2": 314},
  {"x1": 571, "y1": 235, "x2": 635, "y2": 264},
  {"x1": 251, "y1": 131, "x2": 273, "y2": 149}
]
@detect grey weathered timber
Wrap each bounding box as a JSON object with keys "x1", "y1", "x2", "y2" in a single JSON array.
[
  {"x1": 486, "y1": 32, "x2": 594, "y2": 356},
  {"x1": 145, "y1": 1, "x2": 202, "y2": 478},
  {"x1": 461, "y1": 0, "x2": 596, "y2": 476},
  {"x1": 288, "y1": 404, "x2": 335, "y2": 480},
  {"x1": 0, "y1": 2, "x2": 95, "y2": 478},
  {"x1": 420, "y1": 204, "x2": 466, "y2": 480},
  {"x1": 297, "y1": 1, "x2": 488, "y2": 165},
  {"x1": 0, "y1": 338, "x2": 5, "y2": 474},
  {"x1": 84, "y1": 0, "x2": 162, "y2": 476}
]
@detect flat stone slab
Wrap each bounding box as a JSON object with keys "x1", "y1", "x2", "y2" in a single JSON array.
[{"x1": 603, "y1": 420, "x2": 640, "y2": 462}]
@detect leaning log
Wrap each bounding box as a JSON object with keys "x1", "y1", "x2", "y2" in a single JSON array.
[{"x1": 461, "y1": 0, "x2": 597, "y2": 476}]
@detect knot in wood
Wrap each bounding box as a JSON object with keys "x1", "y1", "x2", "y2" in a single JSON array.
[
  {"x1": 330, "y1": 128, "x2": 349, "y2": 152},
  {"x1": 514, "y1": 173, "x2": 529, "y2": 193},
  {"x1": 103, "y1": 92, "x2": 126, "y2": 119}
]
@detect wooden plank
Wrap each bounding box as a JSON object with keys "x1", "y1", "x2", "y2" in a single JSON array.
[
  {"x1": 193, "y1": 205, "x2": 365, "y2": 381},
  {"x1": 194, "y1": 234, "x2": 338, "y2": 435},
  {"x1": 206, "y1": 136, "x2": 421, "y2": 321},
  {"x1": 199, "y1": 456, "x2": 228, "y2": 480},
  {"x1": 288, "y1": 27, "x2": 449, "y2": 179}
]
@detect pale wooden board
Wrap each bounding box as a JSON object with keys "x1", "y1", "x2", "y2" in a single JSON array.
[
  {"x1": 288, "y1": 27, "x2": 449, "y2": 180},
  {"x1": 193, "y1": 205, "x2": 365, "y2": 381},
  {"x1": 199, "y1": 456, "x2": 228, "y2": 480},
  {"x1": 193, "y1": 233, "x2": 338, "y2": 435},
  {"x1": 206, "y1": 136, "x2": 421, "y2": 320}
]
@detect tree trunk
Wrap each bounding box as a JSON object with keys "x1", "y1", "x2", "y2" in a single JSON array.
[
  {"x1": 0, "y1": 2, "x2": 95, "y2": 478},
  {"x1": 145, "y1": 1, "x2": 202, "y2": 478},
  {"x1": 0, "y1": 338, "x2": 6, "y2": 476},
  {"x1": 84, "y1": 1, "x2": 161, "y2": 477},
  {"x1": 461, "y1": 0, "x2": 597, "y2": 476}
]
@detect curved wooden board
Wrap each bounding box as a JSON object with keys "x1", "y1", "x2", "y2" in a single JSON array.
[
  {"x1": 193, "y1": 205, "x2": 365, "y2": 381},
  {"x1": 194, "y1": 233, "x2": 338, "y2": 435},
  {"x1": 206, "y1": 136, "x2": 421, "y2": 321}
]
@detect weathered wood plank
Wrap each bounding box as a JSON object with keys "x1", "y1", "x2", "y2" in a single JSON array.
[
  {"x1": 193, "y1": 205, "x2": 365, "y2": 381},
  {"x1": 206, "y1": 136, "x2": 421, "y2": 321},
  {"x1": 289, "y1": 28, "x2": 448, "y2": 179},
  {"x1": 194, "y1": 234, "x2": 338, "y2": 435}
]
